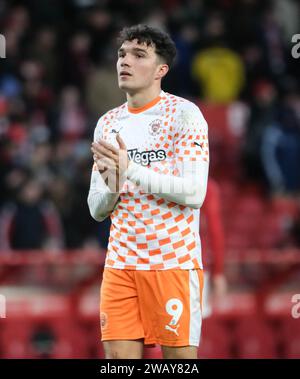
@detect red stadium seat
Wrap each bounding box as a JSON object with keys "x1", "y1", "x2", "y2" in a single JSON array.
[
  {"x1": 255, "y1": 197, "x2": 299, "y2": 249},
  {"x1": 0, "y1": 293, "x2": 90, "y2": 358},
  {"x1": 256, "y1": 212, "x2": 285, "y2": 248},
  {"x1": 226, "y1": 234, "x2": 253, "y2": 249},
  {"x1": 94, "y1": 325, "x2": 105, "y2": 359},
  {"x1": 271, "y1": 198, "x2": 299, "y2": 219},
  {"x1": 234, "y1": 318, "x2": 277, "y2": 358},
  {"x1": 96, "y1": 339, "x2": 105, "y2": 359},
  {"x1": 0, "y1": 319, "x2": 89, "y2": 358},
  {"x1": 280, "y1": 318, "x2": 300, "y2": 358},
  {"x1": 0, "y1": 320, "x2": 34, "y2": 358},
  {"x1": 198, "y1": 318, "x2": 232, "y2": 358},
  {"x1": 224, "y1": 193, "x2": 267, "y2": 249},
  {"x1": 235, "y1": 195, "x2": 265, "y2": 217}
]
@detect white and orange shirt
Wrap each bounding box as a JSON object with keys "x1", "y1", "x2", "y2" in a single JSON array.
[{"x1": 91, "y1": 91, "x2": 209, "y2": 270}]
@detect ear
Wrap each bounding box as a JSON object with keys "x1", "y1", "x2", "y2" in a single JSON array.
[{"x1": 155, "y1": 64, "x2": 169, "y2": 80}]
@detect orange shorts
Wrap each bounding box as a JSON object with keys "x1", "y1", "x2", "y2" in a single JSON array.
[{"x1": 100, "y1": 268, "x2": 204, "y2": 347}]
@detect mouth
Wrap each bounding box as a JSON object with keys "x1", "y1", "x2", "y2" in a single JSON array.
[{"x1": 119, "y1": 71, "x2": 132, "y2": 78}]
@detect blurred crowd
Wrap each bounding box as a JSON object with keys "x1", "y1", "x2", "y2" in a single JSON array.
[{"x1": 0, "y1": 0, "x2": 300, "y2": 251}]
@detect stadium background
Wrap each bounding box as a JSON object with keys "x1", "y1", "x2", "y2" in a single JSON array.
[{"x1": 0, "y1": 0, "x2": 300, "y2": 358}]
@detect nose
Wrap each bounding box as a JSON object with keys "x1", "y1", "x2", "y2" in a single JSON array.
[
  {"x1": 121, "y1": 60, "x2": 130, "y2": 68},
  {"x1": 119, "y1": 55, "x2": 131, "y2": 67}
]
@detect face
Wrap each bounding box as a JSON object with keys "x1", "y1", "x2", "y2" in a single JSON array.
[
  {"x1": 21, "y1": 181, "x2": 42, "y2": 204},
  {"x1": 116, "y1": 39, "x2": 168, "y2": 94}
]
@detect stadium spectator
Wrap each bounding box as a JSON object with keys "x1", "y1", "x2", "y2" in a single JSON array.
[
  {"x1": 0, "y1": 177, "x2": 64, "y2": 251},
  {"x1": 62, "y1": 32, "x2": 92, "y2": 89},
  {"x1": 28, "y1": 27, "x2": 59, "y2": 89},
  {"x1": 273, "y1": 0, "x2": 300, "y2": 44},
  {"x1": 243, "y1": 80, "x2": 278, "y2": 183},
  {"x1": 52, "y1": 86, "x2": 88, "y2": 141},
  {"x1": 191, "y1": 13, "x2": 245, "y2": 103},
  {"x1": 261, "y1": 90, "x2": 300, "y2": 195},
  {"x1": 258, "y1": 7, "x2": 287, "y2": 78}
]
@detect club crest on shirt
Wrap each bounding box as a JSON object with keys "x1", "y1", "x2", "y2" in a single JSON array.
[{"x1": 148, "y1": 119, "x2": 162, "y2": 136}]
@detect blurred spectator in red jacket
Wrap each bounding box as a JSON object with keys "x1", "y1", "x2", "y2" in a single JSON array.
[{"x1": 201, "y1": 178, "x2": 227, "y2": 318}]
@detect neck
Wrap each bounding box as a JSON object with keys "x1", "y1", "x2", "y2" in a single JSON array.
[{"x1": 126, "y1": 87, "x2": 161, "y2": 108}]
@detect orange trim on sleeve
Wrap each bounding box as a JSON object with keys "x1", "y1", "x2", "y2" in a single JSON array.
[{"x1": 127, "y1": 95, "x2": 161, "y2": 114}]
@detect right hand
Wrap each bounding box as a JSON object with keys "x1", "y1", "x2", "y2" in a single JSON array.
[{"x1": 91, "y1": 134, "x2": 129, "y2": 193}]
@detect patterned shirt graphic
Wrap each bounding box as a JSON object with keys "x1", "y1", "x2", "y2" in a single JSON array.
[{"x1": 93, "y1": 91, "x2": 209, "y2": 270}]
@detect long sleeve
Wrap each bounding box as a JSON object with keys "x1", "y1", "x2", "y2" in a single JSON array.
[
  {"x1": 87, "y1": 166, "x2": 120, "y2": 222},
  {"x1": 126, "y1": 102, "x2": 209, "y2": 209},
  {"x1": 126, "y1": 159, "x2": 208, "y2": 209},
  {"x1": 87, "y1": 117, "x2": 120, "y2": 222}
]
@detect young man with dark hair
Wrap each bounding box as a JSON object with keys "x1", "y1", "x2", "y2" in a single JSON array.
[{"x1": 88, "y1": 24, "x2": 209, "y2": 359}]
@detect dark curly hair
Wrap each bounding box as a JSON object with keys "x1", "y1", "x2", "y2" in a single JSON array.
[{"x1": 117, "y1": 24, "x2": 177, "y2": 68}]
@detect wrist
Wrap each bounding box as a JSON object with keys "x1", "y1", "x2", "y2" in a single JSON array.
[{"x1": 125, "y1": 160, "x2": 135, "y2": 178}]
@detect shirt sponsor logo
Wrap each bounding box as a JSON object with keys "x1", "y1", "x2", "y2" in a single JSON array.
[{"x1": 127, "y1": 148, "x2": 166, "y2": 166}]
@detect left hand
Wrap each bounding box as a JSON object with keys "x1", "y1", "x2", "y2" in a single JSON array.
[{"x1": 91, "y1": 133, "x2": 129, "y2": 192}]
